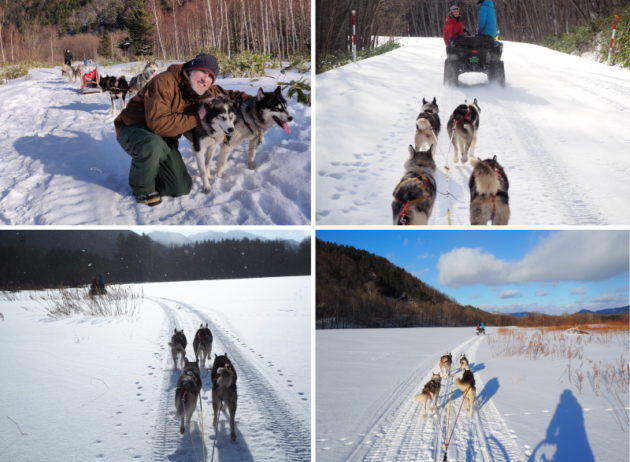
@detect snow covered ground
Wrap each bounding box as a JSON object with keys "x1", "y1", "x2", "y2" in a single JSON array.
[
  {"x1": 316, "y1": 327, "x2": 629, "y2": 462},
  {"x1": 316, "y1": 38, "x2": 630, "y2": 225},
  {"x1": 0, "y1": 62, "x2": 310, "y2": 225},
  {"x1": 0, "y1": 277, "x2": 310, "y2": 461}
]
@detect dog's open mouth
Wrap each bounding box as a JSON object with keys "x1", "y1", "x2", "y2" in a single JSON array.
[{"x1": 272, "y1": 116, "x2": 291, "y2": 134}]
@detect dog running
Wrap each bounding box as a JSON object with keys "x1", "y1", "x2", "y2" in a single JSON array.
[
  {"x1": 214, "y1": 86, "x2": 293, "y2": 179},
  {"x1": 169, "y1": 328, "x2": 187, "y2": 369},
  {"x1": 469, "y1": 155, "x2": 510, "y2": 225},
  {"x1": 61, "y1": 63, "x2": 83, "y2": 83},
  {"x1": 99, "y1": 75, "x2": 130, "y2": 114},
  {"x1": 183, "y1": 96, "x2": 237, "y2": 192},
  {"x1": 455, "y1": 364, "x2": 476, "y2": 416},
  {"x1": 175, "y1": 358, "x2": 202, "y2": 434},
  {"x1": 193, "y1": 322, "x2": 213, "y2": 370},
  {"x1": 413, "y1": 372, "x2": 442, "y2": 416},
  {"x1": 439, "y1": 352, "x2": 453, "y2": 378},
  {"x1": 414, "y1": 97, "x2": 440, "y2": 155},
  {"x1": 128, "y1": 61, "x2": 158, "y2": 95},
  {"x1": 447, "y1": 99, "x2": 481, "y2": 163},
  {"x1": 392, "y1": 145, "x2": 437, "y2": 225},
  {"x1": 211, "y1": 353, "x2": 238, "y2": 441}
]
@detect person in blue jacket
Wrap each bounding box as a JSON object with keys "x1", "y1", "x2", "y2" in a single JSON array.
[{"x1": 477, "y1": 0, "x2": 497, "y2": 38}]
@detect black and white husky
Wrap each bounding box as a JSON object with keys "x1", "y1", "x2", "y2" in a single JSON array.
[
  {"x1": 214, "y1": 86, "x2": 293, "y2": 178},
  {"x1": 99, "y1": 75, "x2": 130, "y2": 114},
  {"x1": 415, "y1": 97, "x2": 440, "y2": 155},
  {"x1": 175, "y1": 358, "x2": 202, "y2": 434},
  {"x1": 447, "y1": 99, "x2": 481, "y2": 163},
  {"x1": 128, "y1": 61, "x2": 158, "y2": 95},
  {"x1": 193, "y1": 323, "x2": 213, "y2": 369},
  {"x1": 392, "y1": 145, "x2": 437, "y2": 225},
  {"x1": 183, "y1": 96, "x2": 237, "y2": 192},
  {"x1": 211, "y1": 353, "x2": 238, "y2": 441},
  {"x1": 469, "y1": 155, "x2": 510, "y2": 225},
  {"x1": 413, "y1": 372, "x2": 442, "y2": 416}
]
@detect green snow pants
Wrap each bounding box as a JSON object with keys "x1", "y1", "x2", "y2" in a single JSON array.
[{"x1": 116, "y1": 124, "x2": 192, "y2": 197}]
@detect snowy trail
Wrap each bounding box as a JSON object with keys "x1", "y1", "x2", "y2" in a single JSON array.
[
  {"x1": 150, "y1": 297, "x2": 310, "y2": 462},
  {"x1": 0, "y1": 64, "x2": 310, "y2": 225},
  {"x1": 343, "y1": 334, "x2": 526, "y2": 462},
  {"x1": 316, "y1": 38, "x2": 630, "y2": 225}
]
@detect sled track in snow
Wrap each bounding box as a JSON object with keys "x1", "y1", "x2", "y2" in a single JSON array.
[
  {"x1": 350, "y1": 334, "x2": 525, "y2": 462},
  {"x1": 154, "y1": 297, "x2": 310, "y2": 462}
]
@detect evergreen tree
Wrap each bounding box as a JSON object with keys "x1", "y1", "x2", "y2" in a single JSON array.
[
  {"x1": 127, "y1": 0, "x2": 154, "y2": 56},
  {"x1": 97, "y1": 30, "x2": 112, "y2": 58}
]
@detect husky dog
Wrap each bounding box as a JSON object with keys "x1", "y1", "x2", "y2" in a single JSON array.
[
  {"x1": 469, "y1": 156, "x2": 510, "y2": 225},
  {"x1": 455, "y1": 365, "x2": 476, "y2": 415},
  {"x1": 62, "y1": 63, "x2": 83, "y2": 83},
  {"x1": 447, "y1": 99, "x2": 481, "y2": 163},
  {"x1": 128, "y1": 61, "x2": 158, "y2": 95},
  {"x1": 183, "y1": 96, "x2": 237, "y2": 192},
  {"x1": 214, "y1": 86, "x2": 293, "y2": 178},
  {"x1": 414, "y1": 97, "x2": 440, "y2": 155},
  {"x1": 459, "y1": 353, "x2": 470, "y2": 371},
  {"x1": 193, "y1": 323, "x2": 213, "y2": 369},
  {"x1": 413, "y1": 372, "x2": 442, "y2": 415},
  {"x1": 168, "y1": 329, "x2": 187, "y2": 369},
  {"x1": 175, "y1": 358, "x2": 202, "y2": 433},
  {"x1": 439, "y1": 352, "x2": 453, "y2": 378},
  {"x1": 99, "y1": 75, "x2": 130, "y2": 113},
  {"x1": 211, "y1": 353, "x2": 238, "y2": 441},
  {"x1": 392, "y1": 145, "x2": 437, "y2": 225}
]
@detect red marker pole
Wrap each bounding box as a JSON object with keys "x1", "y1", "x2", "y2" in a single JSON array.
[
  {"x1": 607, "y1": 15, "x2": 620, "y2": 65},
  {"x1": 352, "y1": 10, "x2": 357, "y2": 62}
]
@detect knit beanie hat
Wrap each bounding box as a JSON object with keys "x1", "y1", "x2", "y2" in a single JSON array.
[
  {"x1": 450, "y1": 5, "x2": 459, "y2": 11},
  {"x1": 184, "y1": 53, "x2": 219, "y2": 81}
]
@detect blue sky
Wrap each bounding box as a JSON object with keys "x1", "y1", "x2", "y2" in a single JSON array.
[{"x1": 317, "y1": 230, "x2": 629, "y2": 315}]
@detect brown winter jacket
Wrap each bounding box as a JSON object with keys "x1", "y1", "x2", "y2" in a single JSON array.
[{"x1": 114, "y1": 63, "x2": 249, "y2": 137}]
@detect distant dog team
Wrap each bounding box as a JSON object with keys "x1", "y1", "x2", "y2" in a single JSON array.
[{"x1": 393, "y1": 96, "x2": 510, "y2": 225}]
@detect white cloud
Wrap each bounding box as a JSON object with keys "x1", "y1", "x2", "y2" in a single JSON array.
[
  {"x1": 500, "y1": 290, "x2": 522, "y2": 299},
  {"x1": 535, "y1": 290, "x2": 549, "y2": 296},
  {"x1": 570, "y1": 287, "x2": 587, "y2": 294},
  {"x1": 438, "y1": 231, "x2": 629, "y2": 287}
]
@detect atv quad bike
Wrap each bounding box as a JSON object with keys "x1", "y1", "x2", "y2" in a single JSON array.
[{"x1": 444, "y1": 35, "x2": 505, "y2": 86}]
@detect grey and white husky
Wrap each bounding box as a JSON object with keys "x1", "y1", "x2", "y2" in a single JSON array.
[
  {"x1": 415, "y1": 97, "x2": 440, "y2": 155},
  {"x1": 447, "y1": 99, "x2": 481, "y2": 163},
  {"x1": 61, "y1": 63, "x2": 83, "y2": 83},
  {"x1": 193, "y1": 322, "x2": 213, "y2": 370},
  {"x1": 469, "y1": 155, "x2": 510, "y2": 225},
  {"x1": 211, "y1": 353, "x2": 238, "y2": 441},
  {"x1": 455, "y1": 364, "x2": 476, "y2": 416},
  {"x1": 214, "y1": 86, "x2": 293, "y2": 178},
  {"x1": 168, "y1": 328, "x2": 187, "y2": 369},
  {"x1": 413, "y1": 372, "x2": 442, "y2": 416},
  {"x1": 128, "y1": 61, "x2": 158, "y2": 95},
  {"x1": 392, "y1": 145, "x2": 437, "y2": 225},
  {"x1": 183, "y1": 96, "x2": 237, "y2": 192},
  {"x1": 175, "y1": 358, "x2": 202, "y2": 433}
]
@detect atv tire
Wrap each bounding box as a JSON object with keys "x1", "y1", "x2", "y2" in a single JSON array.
[
  {"x1": 488, "y1": 61, "x2": 505, "y2": 87},
  {"x1": 443, "y1": 60, "x2": 459, "y2": 86}
]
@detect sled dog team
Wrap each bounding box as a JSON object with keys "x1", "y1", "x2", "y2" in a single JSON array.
[
  {"x1": 392, "y1": 97, "x2": 510, "y2": 226},
  {"x1": 169, "y1": 324, "x2": 238, "y2": 441},
  {"x1": 413, "y1": 352, "x2": 476, "y2": 417}
]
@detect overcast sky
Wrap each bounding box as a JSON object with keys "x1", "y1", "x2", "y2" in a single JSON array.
[{"x1": 317, "y1": 230, "x2": 630, "y2": 315}]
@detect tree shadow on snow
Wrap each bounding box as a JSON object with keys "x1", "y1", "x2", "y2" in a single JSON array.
[
  {"x1": 476, "y1": 377, "x2": 499, "y2": 409},
  {"x1": 49, "y1": 101, "x2": 110, "y2": 113},
  {"x1": 13, "y1": 131, "x2": 129, "y2": 194},
  {"x1": 527, "y1": 389, "x2": 595, "y2": 462}
]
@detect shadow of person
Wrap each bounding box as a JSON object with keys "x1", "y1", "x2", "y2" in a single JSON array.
[
  {"x1": 528, "y1": 389, "x2": 595, "y2": 462},
  {"x1": 476, "y1": 377, "x2": 499, "y2": 409}
]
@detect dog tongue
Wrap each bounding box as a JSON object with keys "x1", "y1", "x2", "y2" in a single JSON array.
[{"x1": 280, "y1": 121, "x2": 291, "y2": 134}]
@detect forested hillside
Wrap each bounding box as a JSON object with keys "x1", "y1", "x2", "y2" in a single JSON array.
[
  {"x1": 0, "y1": 231, "x2": 310, "y2": 289},
  {"x1": 316, "y1": 239, "x2": 511, "y2": 328},
  {"x1": 0, "y1": 0, "x2": 310, "y2": 63},
  {"x1": 316, "y1": 0, "x2": 627, "y2": 61}
]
